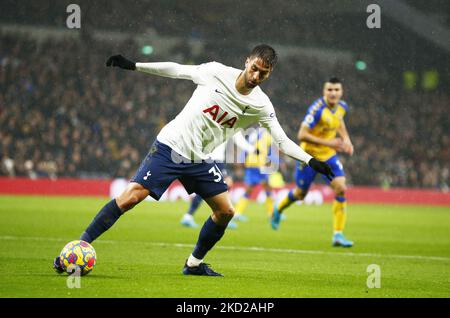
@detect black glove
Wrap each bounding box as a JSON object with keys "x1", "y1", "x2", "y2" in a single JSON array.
[
  {"x1": 106, "y1": 55, "x2": 136, "y2": 70},
  {"x1": 308, "y1": 158, "x2": 335, "y2": 181}
]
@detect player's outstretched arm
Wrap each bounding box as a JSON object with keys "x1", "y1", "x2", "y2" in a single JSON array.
[
  {"x1": 263, "y1": 117, "x2": 334, "y2": 180},
  {"x1": 106, "y1": 55, "x2": 201, "y2": 81},
  {"x1": 106, "y1": 55, "x2": 136, "y2": 70}
]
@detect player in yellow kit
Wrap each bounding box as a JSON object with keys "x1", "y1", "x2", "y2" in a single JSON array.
[
  {"x1": 234, "y1": 127, "x2": 275, "y2": 221},
  {"x1": 271, "y1": 77, "x2": 354, "y2": 247}
]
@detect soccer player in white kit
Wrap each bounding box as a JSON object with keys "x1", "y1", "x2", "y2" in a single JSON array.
[{"x1": 53, "y1": 45, "x2": 334, "y2": 276}]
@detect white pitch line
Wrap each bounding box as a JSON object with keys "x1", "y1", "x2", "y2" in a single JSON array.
[{"x1": 1, "y1": 235, "x2": 449, "y2": 262}]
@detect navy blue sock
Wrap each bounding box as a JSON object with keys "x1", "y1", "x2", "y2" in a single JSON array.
[
  {"x1": 187, "y1": 195, "x2": 203, "y2": 216},
  {"x1": 192, "y1": 216, "x2": 226, "y2": 259},
  {"x1": 80, "y1": 199, "x2": 123, "y2": 243}
]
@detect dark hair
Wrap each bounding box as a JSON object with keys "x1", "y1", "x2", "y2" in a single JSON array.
[
  {"x1": 327, "y1": 77, "x2": 342, "y2": 84},
  {"x1": 249, "y1": 44, "x2": 278, "y2": 68}
]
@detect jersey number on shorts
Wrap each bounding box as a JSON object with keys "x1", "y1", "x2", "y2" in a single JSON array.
[{"x1": 208, "y1": 166, "x2": 223, "y2": 182}]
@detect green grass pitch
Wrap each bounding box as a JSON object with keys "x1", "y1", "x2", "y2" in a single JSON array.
[{"x1": 0, "y1": 195, "x2": 449, "y2": 298}]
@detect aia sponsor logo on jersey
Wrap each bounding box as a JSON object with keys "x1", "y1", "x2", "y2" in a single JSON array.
[{"x1": 202, "y1": 105, "x2": 237, "y2": 128}]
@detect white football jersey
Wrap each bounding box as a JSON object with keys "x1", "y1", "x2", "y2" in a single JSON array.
[
  {"x1": 136, "y1": 61, "x2": 312, "y2": 164},
  {"x1": 156, "y1": 62, "x2": 275, "y2": 160}
]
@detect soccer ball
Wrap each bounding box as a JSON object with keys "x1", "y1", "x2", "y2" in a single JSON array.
[{"x1": 59, "y1": 240, "x2": 96, "y2": 276}]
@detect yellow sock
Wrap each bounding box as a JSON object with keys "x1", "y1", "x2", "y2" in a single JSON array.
[
  {"x1": 235, "y1": 197, "x2": 249, "y2": 216},
  {"x1": 277, "y1": 189, "x2": 296, "y2": 213},
  {"x1": 265, "y1": 196, "x2": 274, "y2": 217},
  {"x1": 333, "y1": 198, "x2": 347, "y2": 232}
]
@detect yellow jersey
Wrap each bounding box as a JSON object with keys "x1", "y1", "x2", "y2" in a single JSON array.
[
  {"x1": 300, "y1": 97, "x2": 349, "y2": 161},
  {"x1": 243, "y1": 129, "x2": 272, "y2": 168}
]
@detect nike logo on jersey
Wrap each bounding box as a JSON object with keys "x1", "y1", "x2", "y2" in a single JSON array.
[
  {"x1": 203, "y1": 105, "x2": 237, "y2": 128},
  {"x1": 215, "y1": 89, "x2": 224, "y2": 95}
]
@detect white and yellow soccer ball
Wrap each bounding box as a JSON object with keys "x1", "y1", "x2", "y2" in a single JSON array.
[{"x1": 59, "y1": 240, "x2": 96, "y2": 276}]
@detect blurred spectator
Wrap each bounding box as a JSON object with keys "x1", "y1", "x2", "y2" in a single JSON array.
[{"x1": 0, "y1": 32, "x2": 448, "y2": 190}]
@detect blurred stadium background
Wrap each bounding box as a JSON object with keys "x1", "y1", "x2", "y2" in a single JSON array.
[
  {"x1": 0, "y1": 0, "x2": 449, "y2": 298},
  {"x1": 1, "y1": 0, "x2": 448, "y2": 190}
]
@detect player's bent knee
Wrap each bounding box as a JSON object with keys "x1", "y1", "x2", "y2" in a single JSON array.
[
  {"x1": 116, "y1": 183, "x2": 149, "y2": 212},
  {"x1": 293, "y1": 188, "x2": 306, "y2": 200},
  {"x1": 128, "y1": 194, "x2": 142, "y2": 209},
  {"x1": 116, "y1": 196, "x2": 138, "y2": 212},
  {"x1": 334, "y1": 184, "x2": 347, "y2": 197},
  {"x1": 216, "y1": 206, "x2": 235, "y2": 221}
]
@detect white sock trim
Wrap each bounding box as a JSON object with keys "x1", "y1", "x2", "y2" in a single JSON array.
[{"x1": 187, "y1": 254, "x2": 203, "y2": 267}]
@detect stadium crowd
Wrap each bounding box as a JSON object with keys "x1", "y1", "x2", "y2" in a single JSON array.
[{"x1": 0, "y1": 33, "x2": 448, "y2": 190}]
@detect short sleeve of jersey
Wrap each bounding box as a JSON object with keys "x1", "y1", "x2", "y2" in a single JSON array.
[
  {"x1": 339, "y1": 101, "x2": 349, "y2": 117},
  {"x1": 192, "y1": 61, "x2": 222, "y2": 85},
  {"x1": 302, "y1": 101, "x2": 324, "y2": 129}
]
